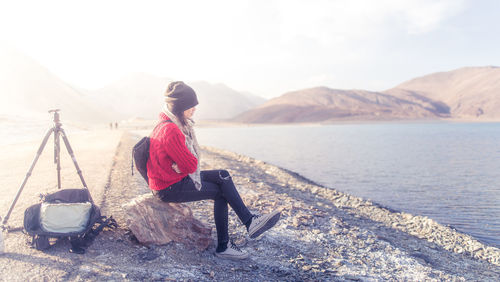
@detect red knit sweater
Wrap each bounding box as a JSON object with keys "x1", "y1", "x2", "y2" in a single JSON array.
[{"x1": 147, "y1": 113, "x2": 198, "y2": 190}]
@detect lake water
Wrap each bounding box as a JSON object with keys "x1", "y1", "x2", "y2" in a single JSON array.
[{"x1": 196, "y1": 122, "x2": 500, "y2": 249}]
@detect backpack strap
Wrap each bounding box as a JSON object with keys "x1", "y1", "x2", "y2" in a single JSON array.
[
  {"x1": 93, "y1": 216, "x2": 118, "y2": 234},
  {"x1": 31, "y1": 234, "x2": 50, "y2": 250},
  {"x1": 69, "y1": 216, "x2": 118, "y2": 253},
  {"x1": 131, "y1": 120, "x2": 172, "y2": 175}
]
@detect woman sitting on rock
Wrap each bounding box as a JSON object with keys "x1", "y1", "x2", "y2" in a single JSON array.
[{"x1": 147, "y1": 81, "x2": 281, "y2": 260}]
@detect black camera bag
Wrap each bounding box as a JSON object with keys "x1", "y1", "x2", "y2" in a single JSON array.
[{"x1": 23, "y1": 188, "x2": 117, "y2": 253}]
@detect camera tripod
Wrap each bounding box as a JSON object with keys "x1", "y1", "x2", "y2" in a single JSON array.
[{"x1": 2, "y1": 109, "x2": 88, "y2": 227}]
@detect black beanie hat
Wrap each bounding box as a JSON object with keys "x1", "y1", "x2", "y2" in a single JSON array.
[{"x1": 165, "y1": 81, "x2": 199, "y2": 113}]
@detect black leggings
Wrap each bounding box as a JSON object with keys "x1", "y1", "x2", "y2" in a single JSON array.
[{"x1": 153, "y1": 170, "x2": 253, "y2": 246}]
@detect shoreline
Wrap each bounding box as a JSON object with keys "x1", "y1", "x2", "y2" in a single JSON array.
[
  {"x1": 265, "y1": 158, "x2": 499, "y2": 249},
  {"x1": 195, "y1": 118, "x2": 500, "y2": 128},
  {"x1": 193, "y1": 121, "x2": 500, "y2": 251},
  {"x1": 118, "y1": 117, "x2": 500, "y2": 131},
  {"x1": 202, "y1": 146, "x2": 500, "y2": 266},
  {"x1": 0, "y1": 130, "x2": 498, "y2": 280}
]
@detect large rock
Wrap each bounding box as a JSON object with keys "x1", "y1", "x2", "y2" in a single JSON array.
[{"x1": 122, "y1": 194, "x2": 212, "y2": 251}]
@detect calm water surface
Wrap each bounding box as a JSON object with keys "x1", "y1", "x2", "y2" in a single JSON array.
[{"x1": 196, "y1": 122, "x2": 500, "y2": 248}]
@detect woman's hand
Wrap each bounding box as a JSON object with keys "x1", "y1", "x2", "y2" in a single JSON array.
[{"x1": 172, "y1": 163, "x2": 181, "y2": 174}]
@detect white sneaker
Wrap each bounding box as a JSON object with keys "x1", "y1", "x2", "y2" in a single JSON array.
[
  {"x1": 215, "y1": 241, "x2": 249, "y2": 260},
  {"x1": 248, "y1": 210, "x2": 281, "y2": 239}
]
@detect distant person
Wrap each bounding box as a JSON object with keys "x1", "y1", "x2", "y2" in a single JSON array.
[
  {"x1": 147, "y1": 81, "x2": 281, "y2": 260},
  {"x1": 109, "y1": 122, "x2": 113, "y2": 130},
  {"x1": 115, "y1": 122, "x2": 118, "y2": 129}
]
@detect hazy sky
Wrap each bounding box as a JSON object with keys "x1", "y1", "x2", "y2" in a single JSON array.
[{"x1": 1, "y1": 0, "x2": 499, "y2": 98}]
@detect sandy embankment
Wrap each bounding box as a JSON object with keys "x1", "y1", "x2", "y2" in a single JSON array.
[
  {"x1": 0, "y1": 128, "x2": 499, "y2": 281},
  {"x1": 0, "y1": 128, "x2": 122, "y2": 280}
]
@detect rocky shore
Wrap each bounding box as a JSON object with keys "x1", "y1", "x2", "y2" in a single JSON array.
[{"x1": 1, "y1": 130, "x2": 499, "y2": 281}]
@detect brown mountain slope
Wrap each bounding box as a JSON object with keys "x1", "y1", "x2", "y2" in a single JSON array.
[
  {"x1": 234, "y1": 87, "x2": 443, "y2": 123},
  {"x1": 386, "y1": 66, "x2": 500, "y2": 119}
]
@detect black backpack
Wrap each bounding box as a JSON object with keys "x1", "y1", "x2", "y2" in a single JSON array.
[
  {"x1": 23, "y1": 188, "x2": 117, "y2": 253},
  {"x1": 132, "y1": 120, "x2": 171, "y2": 184}
]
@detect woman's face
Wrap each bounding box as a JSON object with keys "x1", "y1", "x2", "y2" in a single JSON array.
[{"x1": 184, "y1": 107, "x2": 196, "y2": 119}]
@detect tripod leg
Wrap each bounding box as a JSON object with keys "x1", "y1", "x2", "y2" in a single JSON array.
[
  {"x1": 54, "y1": 125, "x2": 61, "y2": 189},
  {"x1": 2, "y1": 128, "x2": 55, "y2": 226},
  {"x1": 60, "y1": 128, "x2": 88, "y2": 189}
]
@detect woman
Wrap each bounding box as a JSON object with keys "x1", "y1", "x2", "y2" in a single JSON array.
[{"x1": 147, "y1": 81, "x2": 281, "y2": 260}]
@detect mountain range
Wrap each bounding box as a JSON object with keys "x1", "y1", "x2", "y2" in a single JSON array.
[
  {"x1": 0, "y1": 45, "x2": 112, "y2": 122},
  {"x1": 1, "y1": 46, "x2": 499, "y2": 123},
  {"x1": 0, "y1": 46, "x2": 264, "y2": 123},
  {"x1": 86, "y1": 75, "x2": 266, "y2": 121},
  {"x1": 387, "y1": 66, "x2": 500, "y2": 120},
  {"x1": 235, "y1": 66, "x2": 500, "y2": 123},
  {"x1": 234, "y1": 87, "x2": 446, "y2": 123}
]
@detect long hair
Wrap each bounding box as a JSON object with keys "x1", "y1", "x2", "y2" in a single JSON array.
[{"x1": 166, "y1": 100, "x2": 188, "y2": 126}]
